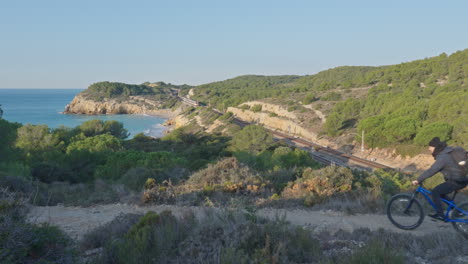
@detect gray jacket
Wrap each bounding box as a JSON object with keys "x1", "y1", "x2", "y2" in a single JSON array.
[{"x1": 418, "y1": 147, "x2": 465, "y2": 183}]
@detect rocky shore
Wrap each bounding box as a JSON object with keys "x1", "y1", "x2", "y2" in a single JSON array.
[{"x1": 63, "y1": 94, "x2": 179, "y2": 118}]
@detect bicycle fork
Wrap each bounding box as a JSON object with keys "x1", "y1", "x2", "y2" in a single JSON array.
[{"x1": 403, "y1": 192, "x2": 418, "y2": 214}]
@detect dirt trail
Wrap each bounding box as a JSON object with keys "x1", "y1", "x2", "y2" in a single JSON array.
[{"x1": 27, "y1": 204, "x2": 453, "y2": 241}]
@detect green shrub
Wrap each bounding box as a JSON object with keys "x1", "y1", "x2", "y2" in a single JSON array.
[
  {"x1": 265, "y1": 169, "x2": 296, "y2": 193},
  {"x1": 16, "y1": 124, "x2": 60, "y2": 154},
  {"x1": 0, "y1": 162, "x2": 31, "y2": 180},
  {"x1": 67, "y1": 134, "x2": 123, "y2": 153},
  {"x1": 268, "y1": 112, "x2": 278, "y2": 117},
  {"x1": 383, "y1": 117, "x2": 419, "y2": 143},
  {"x1": 251, "y1": 104, "x2": 263, "y2": 112},
  {"x1": 119, "y1": 167, "x2": 156, "y2": 191},
  {"x1": 302, "y1": 93, "x2": 317, "y2": 104},
  {"x1": 0, "y1": 119, "x2": 21, "y2": 163},
  {"x1": 241, "y1": 217, "x2": 322, "y2": 263},
  {"x1": 229, "y1": 125, "x2": 274, "y2": 154},
  {"x1": 95, "y1": 151, "x2": 186, "y2": 181},
  {"x1": 304, "y1": 192, "x2": 327, "y2": 207},
  {"x1": 98, "y1": 211, "x2": 194, "y2": 264},
  {"x1": 225, "y1": 124, "x2": 242, "y2": 136},
  {"x1": 321, "y1": 92, "x2": 341, "y2": 101},
  {"x1": 219, "y1": 111, "x2": 234, "y2": 121},
  {"x1": 78, "y1": 119, "x2": 129, "y2": 139},
  {"x1": 287, "y1": 105, "x2": 298, "y2": 112},
  {"x1": 414, "y1": 122, "x2": 453, "y2": 145},
  {"x1": 346, "y1": 240, "x2": 404, "y2": 264},
  {"x1": 239, "y1": 104, "x2": 250, "y2": 110},
  {"x1": 31, "y1": 181, "x2": 122, "y2": 207}
]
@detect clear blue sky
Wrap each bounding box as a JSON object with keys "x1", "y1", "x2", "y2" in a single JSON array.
[{"x1": 1, "y1": 0, "x2": 467, "y2": 88}]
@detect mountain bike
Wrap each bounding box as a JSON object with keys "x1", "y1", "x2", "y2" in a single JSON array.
[{"x1": 386, "y1": 185, "x2": 468, "y2": 237}]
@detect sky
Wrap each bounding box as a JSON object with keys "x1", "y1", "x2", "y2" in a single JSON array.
[{"x1": 1, "y1": 0, "x2": 467, "y2": 88}]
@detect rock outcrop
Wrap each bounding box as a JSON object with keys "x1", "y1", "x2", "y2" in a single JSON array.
[
  {"x1": 227, "y1": 106, "x2": 331, "y2": 147},
  {"x1": 240, "y1": 101, "x2": 298, "y2": 119},
  {"x1": 64, "y1": 94, "x2": 178, "y2": 118}
]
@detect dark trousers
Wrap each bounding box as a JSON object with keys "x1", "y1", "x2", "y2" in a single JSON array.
[{"x1": 432, "y1": 181, "x2": 467, "y2": 215}]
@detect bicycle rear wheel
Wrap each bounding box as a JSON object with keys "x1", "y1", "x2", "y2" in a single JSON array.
[
  {"x1": 386, "y1": 193, "x2": 424, "y2": 230},
  {"x1": 450, "y1": 201, "x2": 468, "y2": 238}
]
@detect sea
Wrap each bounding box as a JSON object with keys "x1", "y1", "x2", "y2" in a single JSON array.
[{"x1": 0, "y1": 89, "x2": 167, "y2": 138}]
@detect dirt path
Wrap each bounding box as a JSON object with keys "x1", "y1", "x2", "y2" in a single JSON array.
[{"x1": 27, "y1": 204, "x2": 453, "y2": 241}]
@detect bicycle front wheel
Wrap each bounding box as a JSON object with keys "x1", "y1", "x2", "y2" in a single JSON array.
[
  {"x1": 450, "y1": 201, "x2": 468, "y2": 238},
  {"x1": 386, "y1": 193, "x2": 424, "y2": 230}
]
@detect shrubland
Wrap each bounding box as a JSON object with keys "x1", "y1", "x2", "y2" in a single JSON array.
[{"x1": 81, "y1": 210, "x2": 467, "y2": 264}]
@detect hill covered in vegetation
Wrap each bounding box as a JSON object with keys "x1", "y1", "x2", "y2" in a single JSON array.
[
  {"x1": 81, "y1": 81, "x2": 191, "y2": 102},
  {"x1": 190, "y1": 50, "x2": 467, "y2": 150}
]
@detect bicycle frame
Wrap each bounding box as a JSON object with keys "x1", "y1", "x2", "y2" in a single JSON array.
[{"x1": 412, "y1": 186, "x2": 468, "y2": 223}]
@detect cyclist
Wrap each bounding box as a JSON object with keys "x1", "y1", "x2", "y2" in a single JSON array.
[{"x1": 412, "y1": 137, "x2": 468, "y2": 221}]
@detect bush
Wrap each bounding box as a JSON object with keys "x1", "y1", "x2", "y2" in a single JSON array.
[
  {"x1": 78, "y1": 119, "x2": 129, "y2": 139},
  {"x1": 186, "y1": 157, "x2": 270, "y2": 194},
  {"x1": 321, "y1": 92, "x2": 342, "y2": 101},
  {"x1": 0, "y1": 173, "x2": 33, "y2": 194},
  {"x1": 239, "y1": 104, "x2": 250, "y2": 110},
  {"x1": 302, "y1": 93, "x2": 317, "y2": 104},
  {"x1": 95, "y1": 151, "x2": 186, "y2": 181},
  {"x1": 331, "y1": 227, "x2": 467, "y2": 263},
  {"x1": 0, "y1": 162, "x2": 31, "y2": 180},
  {"x1": 97, "y1": 211, "x2": 194, "y2": 264},
  {"x1": 119, "y1": 167, "x2": 156, "y2": 191},
  {"x1": 383, "y1": 117, "x2": 419, "y2": 143},
  {"x1": 287, "y1": 105, "x2": 298, "y2": 112},
  {"x1": 66, "y1": 134, "x2": 123, "y2": 153},
  {"x1": 32, "y1": 181, "x2": 123, "y2": 207},
  {"x1": 251, "y1": 104, "x2": 263, "y2": 112},
  {"x1": 229, "y1": 125, "x2": 274, "y2": 154},
  {"x1": 265, "y1": 169, "x2": 296, "y2": 193},
  {"x1": 93, "y1": 209, "x2": 324, "y2": 263},
  {"x1": 0, "y1": 119, "x2": 21, "y2": 163},
  {"x1": 16, "y1": 124, "x2": 59, "y2": 154},
  {"x1": 414, "y1": 122, "x2": 453, "y2": 145},
  {"x1": 345, "y1": 240, "x2": 404, "y2": 264},
  {"x1": 225, "y1": 124, "x2": 242, "y2": 136},
  {"x1": 282, "y1": 166, "x2": 354, "y2": 200},
  {"x1": 219, "y1": 111, "x2": 234, "y2": 121},
  {"x1": 0, "y1": 188, "x2": 75, "y2": 263}
]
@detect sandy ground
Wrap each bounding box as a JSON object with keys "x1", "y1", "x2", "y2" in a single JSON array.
[{"x1": 27, "y1": 204, "x2": 453, "y2": 241}]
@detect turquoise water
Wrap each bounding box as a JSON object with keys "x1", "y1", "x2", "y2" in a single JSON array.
[{"x1": 0, "y1": 89, "x2": 167, "y2": 138}]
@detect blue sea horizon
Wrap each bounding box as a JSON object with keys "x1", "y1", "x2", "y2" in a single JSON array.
[{"x1": 0, "y1": 88, "x2": 168, "y2": 138}]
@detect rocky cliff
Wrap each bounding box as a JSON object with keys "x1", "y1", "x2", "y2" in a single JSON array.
[
  {"x1": 227, "y1": 105, "x2": 331, "y2": 146},
  {"x1": 64, "y1": 94, "x2": 178, "y2": 118}
]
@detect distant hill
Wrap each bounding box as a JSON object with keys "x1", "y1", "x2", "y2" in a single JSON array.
[{"x1": 191, "y1": 49, "x2": 467, "y2": 149}]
